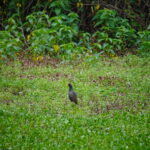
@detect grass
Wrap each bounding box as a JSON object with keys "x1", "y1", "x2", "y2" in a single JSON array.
[{"x1": 0, "y1": 55, "x2": 150, "y2": 149}]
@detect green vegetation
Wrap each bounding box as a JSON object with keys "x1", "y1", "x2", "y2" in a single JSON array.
[
  {"x1": 0, "y1": 1, "x2": 149, "y2": 149},
  {"x1": 0, "y1": 0, "x2": 150, "y2": 60},
  {"x1": 0, "y1": 55, "x2": 149, "y2": 149}
]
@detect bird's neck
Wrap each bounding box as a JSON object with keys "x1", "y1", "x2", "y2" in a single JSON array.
[{"x1": 69, "y1": 87, "x2": 73, "y2": 91}]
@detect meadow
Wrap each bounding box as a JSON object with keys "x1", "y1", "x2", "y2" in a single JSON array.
[{"x1": 0, "y1": 55, "x2": 149, "y2": 149}]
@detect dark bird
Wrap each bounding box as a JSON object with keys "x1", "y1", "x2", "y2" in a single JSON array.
[{"x1": 68, "y1": 83, "x2": 78, "y2": 104}]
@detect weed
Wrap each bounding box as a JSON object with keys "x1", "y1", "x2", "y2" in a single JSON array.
[{"x1": 0, "y1": 55, "x2": 149, "y2": 149}]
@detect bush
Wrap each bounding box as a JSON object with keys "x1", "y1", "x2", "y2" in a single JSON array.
[
  {"x1": 92, "y1": 9, "x2": 137, "y2": 55},
  {"x1": 25, "y1": 11, "x2": 51, "y2": 33},
  {"x1": 27, "y1": 12, "x2": 79, "y2": 56},
  {"x1": 0, "y1": 2, "x2": 149, "y2": 60},
  {"x1": 137, "y1": 29, "x2": 150, "y2": 57},
  {"x1": 0, "y1": 31, "x2": 22, "y2": 60}
]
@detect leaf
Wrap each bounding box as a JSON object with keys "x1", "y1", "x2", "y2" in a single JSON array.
[
  {"x1": 53, "y1": 45, "x2": 60, "y2": 52},
  {"x1": 55, "y1": 8, "x2": 61, "y2": 15}
]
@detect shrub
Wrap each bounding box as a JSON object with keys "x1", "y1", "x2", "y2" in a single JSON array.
[
  {"x1": 4, "y1": 14, "x2": 23, "y2": 40},
  {"x1": 27, "y1": 12, "x2": 79, "y2": 56},
  {"x1": 0, "y1": 31, "x2": 22, "y2": 60},
  {"x1": 137, "y1": 29, "x2": 150, "y2": 57},
  {"x1": 92, "y1": 9, "x2": 137, "y2": 55},
  {"x1": 25, "y1": 11, "x2": 51, "y2": 33}
]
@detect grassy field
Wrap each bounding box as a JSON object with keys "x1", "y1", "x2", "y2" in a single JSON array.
[{"x1": 0, "y1": 55, "x2": 150, "y2": 149}]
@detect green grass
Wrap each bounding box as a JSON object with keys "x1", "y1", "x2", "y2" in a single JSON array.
[{"x1": 0, "y1": 55, "x2": 150, "y2": 149}]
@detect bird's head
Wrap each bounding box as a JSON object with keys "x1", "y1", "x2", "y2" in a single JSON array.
[{"x1": 68, "y1": 83, "x2": 73, "y2": 90}]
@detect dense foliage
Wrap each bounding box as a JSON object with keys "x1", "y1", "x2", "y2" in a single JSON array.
[{"x1": 0, "y1": 0, "x2": 150, "y2": 61}]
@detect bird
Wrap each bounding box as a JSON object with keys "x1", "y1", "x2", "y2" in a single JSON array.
[{"x1": 68, "y1": 83, "x2": 78, "y2": 104}]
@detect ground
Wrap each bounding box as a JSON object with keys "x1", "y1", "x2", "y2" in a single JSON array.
[{"x1": 0, "y1": 55, "x2": 149, "y2": 149}]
